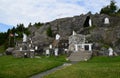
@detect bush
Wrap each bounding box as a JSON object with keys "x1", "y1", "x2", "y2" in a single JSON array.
[{"x1": 46, "y1": 27, "x2": 53, "y2": 37}]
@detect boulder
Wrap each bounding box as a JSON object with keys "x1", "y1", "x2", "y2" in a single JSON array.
[{"x1": 6, "y1": 47, "x2": 14, "y2": 55}]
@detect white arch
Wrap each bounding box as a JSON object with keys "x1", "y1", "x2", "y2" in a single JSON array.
[{"x1": 104, "y1": 17, "x2": 110, "y2": 24}]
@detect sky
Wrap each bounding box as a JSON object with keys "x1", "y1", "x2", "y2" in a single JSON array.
[{"x1": 0, "y1": 0, "x2": 120, "y2": 27}]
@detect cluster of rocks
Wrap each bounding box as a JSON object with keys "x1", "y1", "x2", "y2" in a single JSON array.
[
  {"x1": 28, "y1": 12, "x2": 120, "y2": 56},
  {"x1": 6, "y1": 12, "x2": 120, "y2": 57}
]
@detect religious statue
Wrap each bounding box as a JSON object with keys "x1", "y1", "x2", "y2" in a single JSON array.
[
  {"x1": 89, "y1": 19, "x2": 92, "y2": 27},
  {"x1": 55, "y1": 34, "x2": 60, "y2": 40},
  {"x1": 23, "y1": 33, "x2": 27, "y2": 42},
  {"x1": 72, "y1": 31, "x2": 77, "y2": 36},
  {"x1": 108, "y1": 47, "x2": 113, "y2": 56},
  {"x1": 104, "y1": 17, "x2": 110, "y2": 24}
]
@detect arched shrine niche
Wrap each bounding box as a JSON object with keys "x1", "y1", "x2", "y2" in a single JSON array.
[
  {"x1": 104, "y1": 17, "x2": 110, "y2": 24},
  {"x1": 83, "y1": 16, "x2": 92, "y2": 27}
]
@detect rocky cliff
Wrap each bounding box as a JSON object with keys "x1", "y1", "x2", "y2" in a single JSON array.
[{"x1": 28, "y1": 12, "x2": 120, "y2": 55}]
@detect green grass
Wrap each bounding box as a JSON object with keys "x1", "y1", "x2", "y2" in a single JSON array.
[
  {"x1": 0, "y1": 55, "x2": 66, "y2": 78},
  {"x1": 44, "y1": 56, "x2": 120, "y2": 78}
]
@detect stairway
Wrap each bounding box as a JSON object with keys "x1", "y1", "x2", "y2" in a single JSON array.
[{"x1": 68, "y1": 51, "x2": 92, "y2": 61}]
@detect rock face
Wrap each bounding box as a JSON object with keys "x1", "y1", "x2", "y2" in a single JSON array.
[
  {"x1": 6, "y1": 48, "x2": 14, "y2": 55},
  {"x1": 28, "y1": 13, "x2": 120, "y2": 55}
]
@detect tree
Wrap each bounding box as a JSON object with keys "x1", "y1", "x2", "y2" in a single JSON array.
[
  {"x1": 117, "y1": 9, "x2": 120, "y2": 13},
  {"x1": 46, "y1": 27, "x2": 53, "y2": 37},
  {"x1": 110, "y1": 0, "x2": 117, "y2": 13},
  {"x1": 100, "y1": 0, "x2": 117, "y2": 15},
  {"x1": 28, "y1": 22, "x2": 32, "y2": 27},
  {"x1": 33, "y1": 22, "x2": 44, "y2": 28},
  {"x1": 100, "y1": 6, "x2": 111, "y2": 14}
]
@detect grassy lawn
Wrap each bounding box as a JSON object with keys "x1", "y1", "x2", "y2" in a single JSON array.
[
  {"x1": 44, "y1": 56, "x2": 120, "y2": 78},
  {"x1": 0, "y1": 55, "x2": 66, "y2": 78}
]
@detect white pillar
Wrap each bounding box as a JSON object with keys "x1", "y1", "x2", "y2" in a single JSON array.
[
  {"x1": 54, "y1": 48, "x2": 58, "y2": 56},
  {"x1": 75, "y1": 44, "x2": 78, "y2": 52},
  {"x1": 35, "y1": 46, "x2": 38, "y2": 50},
  {"x1": 81, "y1": 44, "x2": 85, "y2": 51},
  {"x1": 89, "y1": 44, "x2": 92, "y2": 51}
]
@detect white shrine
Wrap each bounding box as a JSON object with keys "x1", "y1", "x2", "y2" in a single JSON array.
[
  {"x1": 68, "y1": 31, "x2": 93, "y2": 61},
  {"x1": 69, "y1": 31, "x2": 92, "y2": 52},
  {"x1": 108, "y1": 47, "x2": 113, "y2": 56},
  {"x1": 104, "y1": 17, "x2": 110, "y2": 24}
]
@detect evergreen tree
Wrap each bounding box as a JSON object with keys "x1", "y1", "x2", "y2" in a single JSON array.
[
  {"x1": 100, "y1": 0, "x2": 117, "y2": 15},
  {"x1": 28, "y1": 22, "x2": 32, "y2": 27},
  {"x1": 110, "y1": 0, "x2": 117, "y2": 13},
  {"x1": 46, "y1": 27, "x2": 53, "y2": 37},
  {"x1": 117, "y1": 9, "x2": 120, "y2": 13}
]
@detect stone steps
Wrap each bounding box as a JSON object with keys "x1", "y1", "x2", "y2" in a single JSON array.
[{"x1": 68, "y1": 51, "x2": 92, "y2": 61}]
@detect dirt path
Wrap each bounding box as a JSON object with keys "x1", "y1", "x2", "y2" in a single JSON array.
[{"x1": 30, "y1": 63, "x2": 72, "y2": 78}]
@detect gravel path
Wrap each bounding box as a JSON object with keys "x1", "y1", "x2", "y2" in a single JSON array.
[{"x1": 30, "y1": 63, "x2": 72, "y2": 78}]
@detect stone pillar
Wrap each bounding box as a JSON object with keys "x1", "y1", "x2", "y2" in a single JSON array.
[
  {"x1": 54, "y1": 48, "x2": 58, "y2": 56},
  {"x1": 75, "y1": 44, "x2": 78, "y2": 52},
  {"x1": 88, "y1": 44, "x2": 92, "y2": 51}
]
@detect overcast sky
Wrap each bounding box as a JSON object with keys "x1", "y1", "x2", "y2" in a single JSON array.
[{"x1": 0, "y1": 0, "x2": 120, "y2": 27}]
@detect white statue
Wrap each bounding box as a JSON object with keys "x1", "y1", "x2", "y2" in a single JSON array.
[
  {"x1": 89, "y1": 19, "x2": 92, "y2": 27},
  {"x1": 23, "y1": 33, "x2": 27, "y2": 42},
  {"x1": 55, "y1": 34, "x2": 60, "y2": 40},
  {"x1": 35, "y1": 46, "x2": 38, "y2": 50},
  {"x1": 46, "y1": 49, "x2": 50, "y2": 56},
  {"x1": 104, "y1": 17, "x2": 110, "y2": 24},
  {"x1": 49, "y1": 44, "x2": 52, "y2": 49},
  {"x1": 54, "y1": 48, "x2": 58, "y2": 56},
  {"x1": 108, "y1": 47, "x2": 113, "y2": 56},
  {"x1": 72, "y1": 31, "x2": 77, "y2": 36}
]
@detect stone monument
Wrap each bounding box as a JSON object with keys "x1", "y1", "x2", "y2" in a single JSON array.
[
  {"x1": 23, "y1": 33, "x2": 27, "y2": 42},
  {"x1": 108, "y1": 47, "x2": 113, "y2": 56}
]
